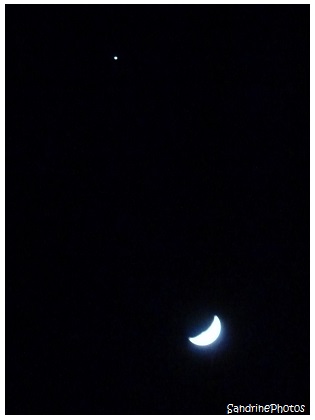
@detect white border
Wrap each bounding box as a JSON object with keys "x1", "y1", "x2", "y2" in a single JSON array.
[
  {"x1": 2, "y1": 0, "x2": 313, "y2": 4},
  {"x1": 310, "y1": 0, "x2": 313, "y2": 415},
  {"x1": 2, "y1": 0, "x2": 311, "y2": 418},
  {"x1": 1, "y1": 2, "x2": 4, "y2": 418}
]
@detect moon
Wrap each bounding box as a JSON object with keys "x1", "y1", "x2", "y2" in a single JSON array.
[{"x1": 188, "y1": 315, "x2": 221, "y2": 346}]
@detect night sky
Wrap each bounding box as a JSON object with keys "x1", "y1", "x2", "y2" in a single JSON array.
[{"x1": 6, "y1": 5, "x2": 309, "y2": 414}]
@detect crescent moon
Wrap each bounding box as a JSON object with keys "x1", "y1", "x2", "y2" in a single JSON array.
[{"x1": 188, "y1": 315, "x2": 221, "y2": 346}]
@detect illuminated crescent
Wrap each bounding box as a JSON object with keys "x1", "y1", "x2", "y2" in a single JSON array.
[{"x1": 188, "y1": 315, "x2": 221, "y2": 346}]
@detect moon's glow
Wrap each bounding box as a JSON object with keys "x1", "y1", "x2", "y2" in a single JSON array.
[{"x1": 188, "y1": 315, "x2": 221, "y2": 346}]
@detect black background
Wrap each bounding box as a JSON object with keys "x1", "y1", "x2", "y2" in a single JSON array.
[{"x1": 6, "y1": 5, "x2": 309, "y2": 414}]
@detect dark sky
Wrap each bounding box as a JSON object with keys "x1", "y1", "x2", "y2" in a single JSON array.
[{"x1": 6, "y1": 5, "x2": 309, "y2": 414}]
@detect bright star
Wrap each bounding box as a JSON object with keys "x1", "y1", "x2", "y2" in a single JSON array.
[{"x1": 113, "y1": 56, "x2": 118, "y2": 60}]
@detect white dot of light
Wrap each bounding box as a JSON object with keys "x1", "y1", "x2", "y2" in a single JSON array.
[
  {"x1": 188, "y1": 315, "x2": 221, "y2": 346},
  {"x1": 114, "y1": 56, "x2": 118, "y2": 60}
]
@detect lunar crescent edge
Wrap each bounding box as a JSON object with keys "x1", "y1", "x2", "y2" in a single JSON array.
[{"x1": 188, "y1": 315, "x2": 221, "y2": 346}]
